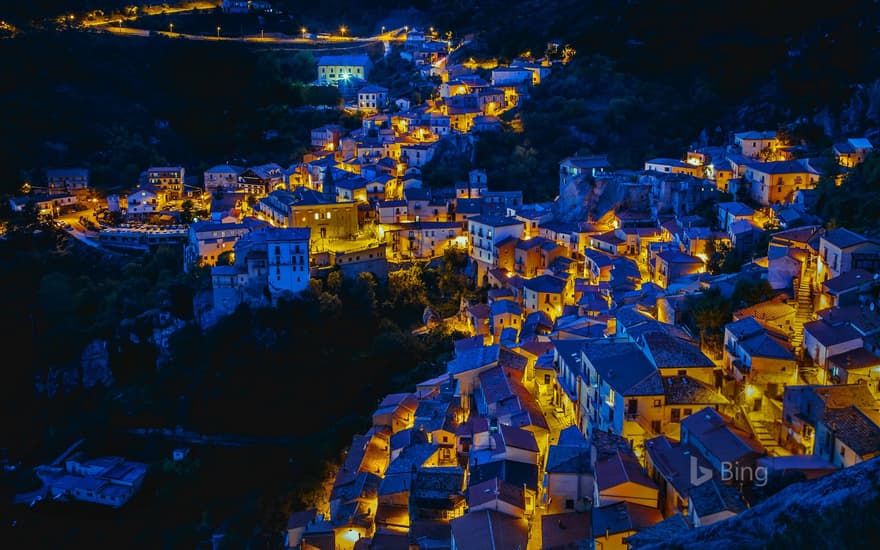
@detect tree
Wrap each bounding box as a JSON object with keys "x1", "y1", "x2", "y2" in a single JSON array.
[
  {"x1": 732, "y1": 278, "x2": 775, "y2": 308},
  {"x1": 686, "y1": 289, "x2": 733, "y2": 359},
  {"x1": 180, "y1": 199, "x2": 194, "y2": 223},
  {"x1": 217, "y1": 250, "x2": 234, "y2": 266}
]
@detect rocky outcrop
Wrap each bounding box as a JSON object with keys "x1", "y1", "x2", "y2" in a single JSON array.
[
  {"x1": 639, "y1": 456, "x2": 880, "y2": 550},
  {"x1": 554, "y1": 174, "x2": 626, "y2": 223},
  {"x1": 35, "y1": 339, "x2": 113, "y2": 398},
  {"x1": 80, "y1": 339, "x2": 113, "y2": 389}
]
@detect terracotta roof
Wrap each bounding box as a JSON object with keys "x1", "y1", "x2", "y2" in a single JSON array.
[
  {"x1": 822, "y1": 269, "x2": 874, "y2": 293},
  {"x1": 663, "y1": 376, "x2": 730, "y2": 406},
  {"x1": 822, "y1": 227, "x2": 871, "y2": 249},
  {"x1": 467, "y1": 477, "x2": 525, "y2": 509},
  {"x1": 824, "y1": 407, "x2": 880, "y2": 458},
  {"x1": 592, "y1": 501, "x2": 662, "y2": 537},
  {"x1": 499, "y1": 423, "x2": 539, "y2": 452},
  {"x1": 450, "y1": 509, "x2": 528, "y2": 550},
  {"x1": 596, "y1": 449, "x2": 658, "y2": 494},
  {"x1": 542, "y1": 512, "x2": 592, "y2": 549},
  {"x1": 688, "y1": 477, "x2": 747, "y2": 517},
  {"x1": 681, "y1": 408, "x2": 764, "y2": 464}
]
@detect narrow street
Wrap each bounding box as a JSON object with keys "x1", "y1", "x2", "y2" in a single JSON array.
[{"x1": 529, "y1": 387, "x2": 575, "y2": 550}]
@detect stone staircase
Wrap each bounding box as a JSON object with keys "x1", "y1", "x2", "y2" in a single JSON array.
[
  {"x1": 746, "y1": 410, "x2": 787, "y2": 455},
  {"x1": 791, "y1": 275, "x2": 813, "y2": 352},
  {"x1": 751, "y1": 418, "x2": 778, "y2": 448}
]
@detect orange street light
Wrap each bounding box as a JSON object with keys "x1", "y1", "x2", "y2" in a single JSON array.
[
  {"x1": 301, "y1": 27, "x2": 307, "y2": 38},
  {"x1": 216, "y1": 25, "x2": 221, "y2": 38},
  {"x1": 339, "y1": 25, "x2": 347, "y2": 36}
]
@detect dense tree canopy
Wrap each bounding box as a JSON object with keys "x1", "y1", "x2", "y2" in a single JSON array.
[{"x1": 813, "y1": 151, "x2": 880, "y2": 233}]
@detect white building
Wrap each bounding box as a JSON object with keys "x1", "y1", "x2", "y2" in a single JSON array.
[
  {"x1": 490, "y1": 67, "x2": 533, "y2": 87},
  {"x1": 357, "y1": 84, "x2": 389, "y2": 113},
  {"x1": 468, "y1": 215, "x2": 524, "y2": 281},
  {"x1": 204, "y1": 164, "x2": 243, "y2": 193},
  {"x1": 212, "y1": 226, "x2": 311, "y2": 316},
  {"x1": 126, "y1": 185, "x2": 164, "y2": 215},
  {"x1": 48, "y1": 456, "x2": 148, "y2": 508}
]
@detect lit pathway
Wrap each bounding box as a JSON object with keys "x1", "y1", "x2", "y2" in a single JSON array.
[{"x1": 529, "y1": 390, "x2": 575, "y2": 550}]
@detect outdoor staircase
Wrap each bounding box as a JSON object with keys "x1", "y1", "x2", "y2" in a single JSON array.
[
  {"x1": 750, "y1": 418, "x2": 778, "y2": 449},
  {"x1": 791, "y1": 275, "x2": 814, "y2": 353},
  {"x1": 745, "y1": 410, "x2": 784, "y2": 454}
]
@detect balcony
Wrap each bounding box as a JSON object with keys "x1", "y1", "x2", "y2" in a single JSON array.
[{"x1": 733, "y1": 359, "x2": 750, "y2": 375}]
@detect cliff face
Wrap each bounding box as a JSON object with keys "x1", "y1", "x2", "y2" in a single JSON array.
[
  {"x1": 554, "y1": 175, "x2": 625, "y2": 223},
  {"x1": 641, "y1": 456, "x2": 880, "y2": 550}
]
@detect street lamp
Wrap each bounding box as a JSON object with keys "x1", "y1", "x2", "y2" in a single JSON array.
[
  {"x1": 381, "y1": 25, "x2": 385, "y2": 34},
  {"x1": 216, "y1": 25, "x2": 221, "y2": 38},
  {"x1": 169, "y1": 22, "x2": 173, "y2": 34},
  {"x1": 339, "y1": 25, "x2": 347, "y2": 36},
  {"x1": 301, "y1": 27, "x2": 307, "y2": 39},
  {"x1": 260, "y1": 28, "x2": 264, "y2": 40}
]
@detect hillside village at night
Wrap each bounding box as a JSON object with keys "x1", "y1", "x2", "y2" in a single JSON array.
[{"x1": 3, "y1": 1, "x2": 880, "y2": 549}]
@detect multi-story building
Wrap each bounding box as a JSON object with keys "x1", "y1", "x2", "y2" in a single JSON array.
[
  {"x1": 310, "y1": 124, "x2": 346, "y2": 150},
  {"x1": 816, "y1": 228, "x2": 880, "y2": 283},
  {"x1": 833, "y1": 138, "x2": 874, "y2": 168},
  {"x1": 257, "y1": 188, "x2": 358, "y2": 247},
  {"x1": 392, "y1": 221, "x2": 465, "y2": 259},
  {"x1": 317, "y1": 54, "x2": 372, "y2": 86},
  {"x1": 723, "y1": 316, "x2": 798, "y2": 404},
  {"x1": 203, "y1": 164, "x2": 243, "y2": 193},
  {"x1": 734, "y1": 130, "x2": 778, "y2": 159},
  {"x1": 581, "y1": 338, "x2": 665, "y2": 449},
  {"x1": 744, "y1": 160, "x2": 820, "y2": 206},
  {"x1": 211, "y1": 226, "x2": 311, "y2": 316},
  {"x1": 357, "y1": 84, "x2": 388, "y2": 113},
  {"x1": 147, "y1": 166, "x2": 185, "y2": 200},
  {"x1": 184, "y1": 220, "x2": 251, "y2": 271},
  {"x1": 9, "y1": 193, "x2": 77, "y2": 216},
  {"x1": 467, "y1": 215, "x2": 525, "y2": 282},
  {"x1": 126, "y1": 185, "x2": 165, "y2": 215},
  {"x1": 522, "y1": 275, "x2": 569, "y2": 321},
  {"x1": 237, "y1": 163, "x2": 285, "y2": 196},
  {"x1": 46, "y1": 168, "x2": 89, "y2": 195}
]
